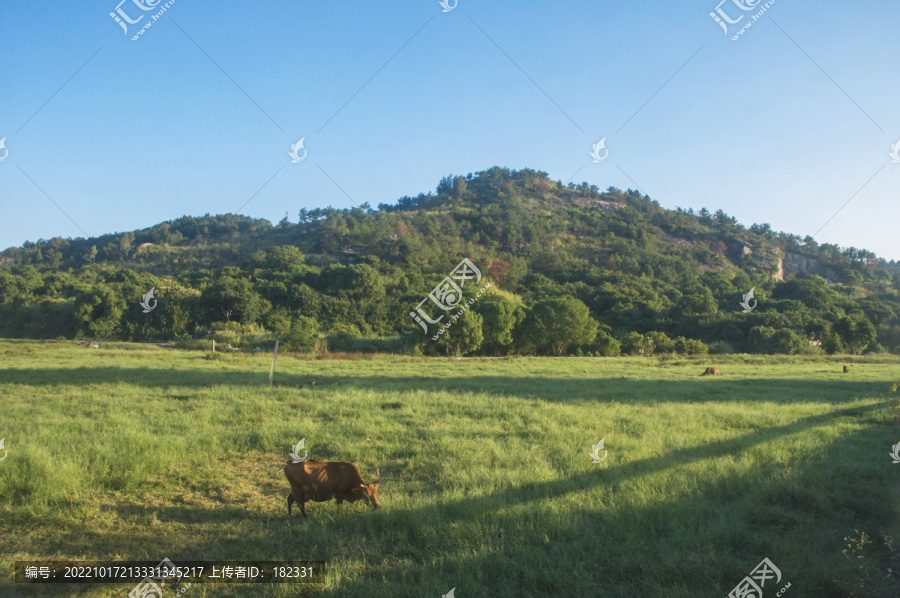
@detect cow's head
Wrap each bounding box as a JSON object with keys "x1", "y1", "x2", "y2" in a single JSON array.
[{"x1": 353, "y1": 482, "x2": 381, "y2": 509}]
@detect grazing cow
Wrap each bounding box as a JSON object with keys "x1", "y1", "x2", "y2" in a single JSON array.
[
  {"x1": 284, "y1": 459, "x2": 380, "y2": 517},
  {"x1": 843, "y1": 365, "x2": 850, "y2": 373},
  {"x1": 701, "y1": 367, "x2": 721, "y2": 376}
]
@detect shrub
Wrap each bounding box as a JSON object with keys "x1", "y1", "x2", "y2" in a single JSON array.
[
  {"x1": 796, "y1": 339, "x2": 825, "y2": 356},
  {"x1": 708, "y1": 341, "x2": 735, "y2": 355},
  {"x1": 327, "y1": 333, "x2": 407, "y2": 354},
  {"x1": 771, "y1": 329, "x2": 806, "y2": 355},
  {"x1": 646, "y1": 331, "x2": 675, "y2": 355},
  {"x1": 674, "y1": 336, "x2": 708, "y2": 355},
  {"x1": 283, "y1": 316, "x2": 320, "y2": 353},
  {"x1": 592, "y1": 332, "x2": 621, "y2": 357},
  {"x1": 202, "y1": 322, "x2": 266, "y2": 346},
  {"x1": 619, "y1": 332, "x2": 645, "y2": 356}
]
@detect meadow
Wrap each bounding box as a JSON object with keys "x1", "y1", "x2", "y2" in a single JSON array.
[{"x1": 1, "y1": 341, "x2": 899, "y2": 597}]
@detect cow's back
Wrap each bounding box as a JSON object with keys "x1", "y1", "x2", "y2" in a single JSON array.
[
  {"x1": 284, "y1": 460, "x2": 329, "y2": 485},
  {"x1": 284, "y1": 461, "x2": 365, "y2": 501}
]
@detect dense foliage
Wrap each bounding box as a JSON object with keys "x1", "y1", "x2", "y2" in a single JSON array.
[{"x1": 2, "y1": 167, "x2": 899, "y2": 356}]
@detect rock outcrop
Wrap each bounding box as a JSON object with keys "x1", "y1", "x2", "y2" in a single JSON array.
[
  {"x1": 782, "y1": 252, "x2": 838, "y2": 283},
  {"x1": 731, "y1": 240, "x2": 753, "y2": 256}
]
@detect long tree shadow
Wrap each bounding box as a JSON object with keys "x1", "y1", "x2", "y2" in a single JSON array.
[
  {"x1": 0, "y1": 364, "x2": 894, "y2": 405},
  {"x1": 4, "y1": 402, "x2": 894, "y2": 597}
]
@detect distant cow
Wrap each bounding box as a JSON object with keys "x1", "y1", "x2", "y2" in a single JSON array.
[
  {"x1": 843, "y1": 365, "x2": 850, "y2": 373},
  {"x1": 284, "y1": 459, "x2": 380, "y2": 517},
  {"x1": 701, "y1": 367, "x2": 721, "y2": 376}
]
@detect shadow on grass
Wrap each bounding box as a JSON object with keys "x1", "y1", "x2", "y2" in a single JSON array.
[
  {"x1": 4, "y1": 402, "x2": 896, "y2": 597},
  {"x1": 0, "y1": 364, "x2": 894, "y2": 405}
]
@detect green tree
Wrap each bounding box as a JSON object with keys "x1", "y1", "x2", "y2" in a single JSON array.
[
  {"x1": 673, "y1": 289, "x2": 718, "y2": 317},
  {"x1": 673, "y1": 336, "x2": 708, "y2": 355},
  {"x1": 119, "y1": 232, "x2": 134, "y2": 257},
  {"x1": 619, "y1": 331, "x2": 645, "y2": 356},
  {"x1": 454, "y1": 176, "x2": 467, "y2": 198},
  {"x1": 75, "y1": 285, "x2": 126, "y2": 343},
  {"x1": 284, "y1": 316, "x2": 319, "y2": 352},
  {"x1": 435, "y1": 309, "x2": 484, "y2": 357},
  {"x1": 266, "y1": 312, "x2": 292, "y2": 336},
  {"x1": 201, "y1": 276, "x2": 270, "y2": 323},
  {"x1": 770, "y1": 329, "x2": 805, "y2": 354},
  {"x1": 837, "y1": 315, "x2": 877, "y2": 355},
  {"x1": 475, "y1": 294, "x2": 525, "y2": 355},
  {"x1": 589, "y1": 330, "x2": 621, "y2": 356},
  {"x1": 646, "y1": 331, "x2": 675, "y2": 355},
  {"x1": 749, "y1": 326, "x2": 777, "y2": 353},
  {"x1": 46, "y1": 249, "x2": 62, "y2": 270},
  {"x1": 528, "y1": 297, "x2": 598, "y2": 357},
  {"x1": 265, "y1": 245, "x2": 305, "y2": 271}
]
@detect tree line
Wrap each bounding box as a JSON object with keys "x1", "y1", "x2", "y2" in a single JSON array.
[{"x1": 2, "y1": 167, "x2": 898, "y2": 357}]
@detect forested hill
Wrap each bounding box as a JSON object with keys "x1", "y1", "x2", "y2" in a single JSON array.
[{"x1": 2, "y1": 167, "x2": 899, "y2": 356}]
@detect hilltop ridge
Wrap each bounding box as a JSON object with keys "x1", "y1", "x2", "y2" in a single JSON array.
[{"x1": 1, "y1": 167, "x2": 898, "y2": 356}]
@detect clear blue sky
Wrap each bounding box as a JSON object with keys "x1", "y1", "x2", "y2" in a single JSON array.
[{"x1": 2, "y1": 0, "x2": 898, "y2": 259}]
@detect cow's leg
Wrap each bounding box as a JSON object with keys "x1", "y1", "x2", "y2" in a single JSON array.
[
  {"x1": 300, "y1": 499, "x2": 308, "y2": 517},
  {"x1": 287, "y1": 492, "x2": 295, "y2": 517}
]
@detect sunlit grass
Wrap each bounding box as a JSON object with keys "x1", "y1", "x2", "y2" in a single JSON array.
[{"x1": 1, "y1": 343, "x2": 899, "y2": 597}]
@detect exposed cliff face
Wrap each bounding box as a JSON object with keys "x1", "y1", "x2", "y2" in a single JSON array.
[
  {"x1": 752, "y1": 251, "x2": 784, "y2": 282},
  {"x1": 782, "y1": 251, "x2": 838, "y2": 283},
  {"x1": 739, "y1": 245, "x2": 783, "y2": 281}
]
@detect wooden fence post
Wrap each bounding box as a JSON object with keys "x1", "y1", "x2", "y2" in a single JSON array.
[
  {"x1": 269, "y1": 340, "x2": 279, "y2": 387},
  {"x1": 212, "y1": 340, "x2": 215, "y2": 353}
]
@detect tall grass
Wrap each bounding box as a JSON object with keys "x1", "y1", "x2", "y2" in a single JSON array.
[{"x1": 0, "y1": 343, "x2": 898, "y2": 597}]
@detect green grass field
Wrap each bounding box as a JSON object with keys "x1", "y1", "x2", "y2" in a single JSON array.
[{"x1": 1, "y1": 342, "x2": 900, "y2": 597}]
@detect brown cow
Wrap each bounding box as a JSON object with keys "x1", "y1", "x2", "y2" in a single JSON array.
[
  {"x1": 701, "y1": 367, "x2": 721, "y2": 376},
  {"x1": 843, "y1": 365, "x2": 850, "y2": 373},
  {"x1": 284, "y1": 460, "x2": 380, "y2": 517}
]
